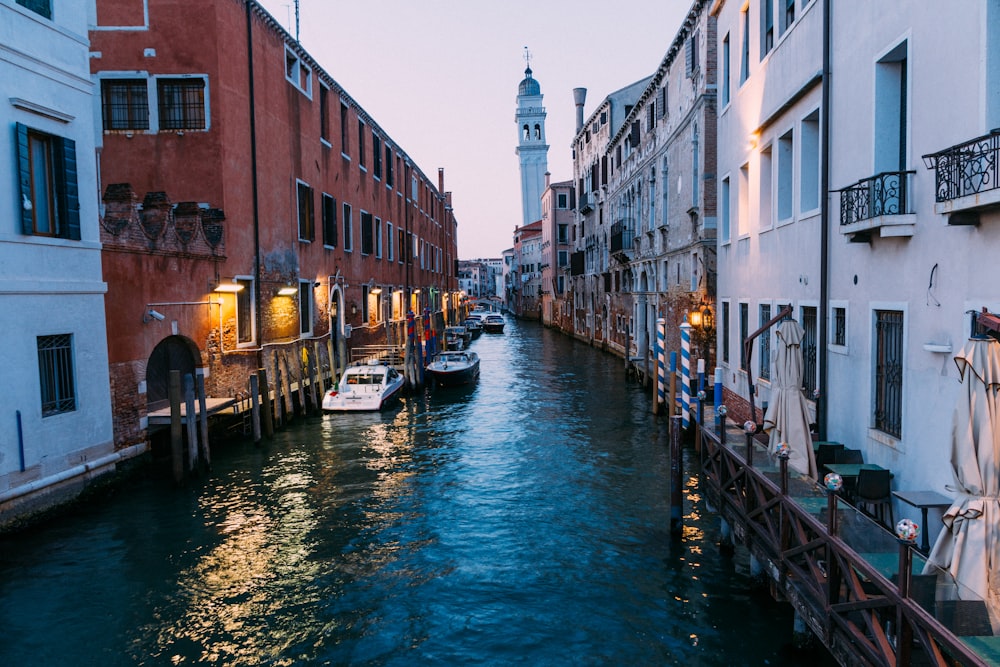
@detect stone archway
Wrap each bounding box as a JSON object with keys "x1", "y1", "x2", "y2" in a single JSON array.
[{"x1": 146, "y1": 335, "x2": 202, "y2": 409}]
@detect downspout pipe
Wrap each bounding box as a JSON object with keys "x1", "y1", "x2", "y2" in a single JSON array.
[
  {"x1": 246, "y1": 1, "x2": 264, "y2": 368},
  {"x1": 818, "y1": 0, "x2": 831, "y2": 439}
]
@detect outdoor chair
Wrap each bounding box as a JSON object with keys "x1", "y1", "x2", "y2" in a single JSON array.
[
  {"x1": 815, "y1": 444, "x2": 842, "y2": 474},
  {"x1": 856, "y1": 468, "x2": 894, "y2": 529}
]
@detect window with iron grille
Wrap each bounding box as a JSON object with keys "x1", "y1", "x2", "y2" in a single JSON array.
[
  {"x1": 739, "y1": 303, "x2": 749, "y2": 368},
  {"x1": 156, "y1": 78, "x2": 206, "y2": 130},
  {"x1": 37, "y1": 334, "x2": 75, "y2": 416},
  {"x1": 759, "y1": 304, "x2": 771, "y2": 380},
  {"x1": 801, "y1": 306, "x2": 817, "y2": 394},
  {"x1": 834, "y1": 306, "x2": 847, "y2": 346},
  {"x1": 101, "y1": 79, "x2": 149, "y2": 131},
  {"x1": 874, "y1": 310, "x2": 904, "y2": 438}
]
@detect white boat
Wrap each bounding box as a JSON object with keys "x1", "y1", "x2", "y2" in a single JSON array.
[
  {"x1": 482, "y1": 313, "x2": 505, "y2": 333},
  {"x1": 322, "y1": 360, "x2": 405, "y2": 412},
  {"x1": 427, "y1": 350, "x2": 480, "y2": 387},
  {"x1": 463, "y1": 316, "x2": 483, "y2": 338}
]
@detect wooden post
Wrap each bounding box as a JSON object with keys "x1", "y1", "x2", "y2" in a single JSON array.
[
  {"x1": 325, "y1": 337, "x2": 335, "y2": 390},
  {"x1": 169, "y1": 370, "x2": 183, "y2": 484},
  {"x1": 196, "y1": 371, "x2": 211, "y2": 471},
  {"x1": 670, "y1": 415, "x2": 683, "y2": 535},
  {"x1": 184, "y1": 373, "x2": 198, "y2": 473},
  {"x1": 249, "y1": 372, "x2": 261, "y2": 444},
  {"x1": 668, "y1": 351, "x2": 678, "y2": 417},
  {"x1": 295, "y1": 348, "x2": 306, "y2": 416},
  {"x1": 311, "y1": 341, "x2": 322, "y2": 411},
  {"x1": 258, "y1": 368, "x2": 274, "y2": 438}
]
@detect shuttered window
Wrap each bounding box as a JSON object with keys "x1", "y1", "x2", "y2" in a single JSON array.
[
  {"x1": 322, "y1": 193, "x2": 337, "y2": 248},
  {"x1": 16, "y1": 123, "x2": 80, "y2": 240}
]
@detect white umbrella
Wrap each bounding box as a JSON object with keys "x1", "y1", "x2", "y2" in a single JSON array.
[
  {"x1": 763, "y1": 320, "x2": 818, "y2": 479},
  {"x1": 927, "y1": 337, "x2": 1000, "y2": 630}
]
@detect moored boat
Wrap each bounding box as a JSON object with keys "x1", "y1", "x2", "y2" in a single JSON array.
[
  {"x1": 322, "y1": 360, "x2": 405, "y2": 412},
  {"x1": 463, "y1": 316, "x2": 483, "y2": 338},
  {"x1": 426, "y1": 350, "x2": 480, "y2": 387},
  {"x1": 482, "y1": 313, "x2": 505, "y2": 333},
  {"x1": 444, "y1": 325, "x2": 472, "y2": 350}
]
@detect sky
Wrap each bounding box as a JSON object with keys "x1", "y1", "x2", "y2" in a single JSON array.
[{"x1": 255, "y1": 0, "x2": 691, "y2": 260}]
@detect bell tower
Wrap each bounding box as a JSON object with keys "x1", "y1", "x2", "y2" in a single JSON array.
[{"x1": 515, "y1": 48, "x2": 548, "y2": 227}]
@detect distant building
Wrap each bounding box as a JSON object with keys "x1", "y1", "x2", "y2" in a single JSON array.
[
  {"x1": 510, "y1": 220, "x2": 543, "y2": 319},
  {"x1": 540, "y1": 176, "x2": 574, "y2": 332},
  {"x1": 1, "y1": 0, "x2": 116, "y2": 527}
]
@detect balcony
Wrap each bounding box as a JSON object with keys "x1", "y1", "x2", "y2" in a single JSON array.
[
  {"x1": 570, "y1": 250, "x2": 584, "y2": 276},
  {"x1": 610, "y1": 219, "x2": 634, "y2": 262},
  {"x1": 836, "y1": 170, "x2": 916, "y2": 240},
  {"x1": 923, "y1": 129, "x2": 1000, "y2": 225},
  {"x1": 579, "y1": 192, "x2": 594, "y2": 214}
]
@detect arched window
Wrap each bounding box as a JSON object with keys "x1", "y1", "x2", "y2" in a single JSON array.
[
  {"x1": 523, "y1": 124, "x2": 530, "y2": 140},
  {"x1": 534, "y1": 124, "x2": 541, "y2": 140}
]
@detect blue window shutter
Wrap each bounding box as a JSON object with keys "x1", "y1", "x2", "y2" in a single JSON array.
[
  {"x1": 15, "y1": 123, "x2": 33, "y2": 235},
  {"x1": 58, "y1": 135, "x2": 80, "y2": 240}
]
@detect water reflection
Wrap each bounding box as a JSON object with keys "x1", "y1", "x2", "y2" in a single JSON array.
[{"x1": 0, "y1": 320, "x2": 835, "y2": 666}]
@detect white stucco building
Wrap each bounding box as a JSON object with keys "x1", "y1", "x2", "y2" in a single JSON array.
[
  {"x1": 715, "y1": 0, "x2": 1000, "y2": 514},
  {"x1": 1, "y1": 0, "x2": 117, "y2": 526}
]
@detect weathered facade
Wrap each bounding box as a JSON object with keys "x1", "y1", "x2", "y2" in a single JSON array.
[
  {"x1": 539, "y1": 177, "x2": 574, "y2": 331},
  {"x1": 91, "y1": 0, "x2": 459, "y2": 449}
]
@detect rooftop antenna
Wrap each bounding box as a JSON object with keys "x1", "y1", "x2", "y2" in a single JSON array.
[{"x1": 295, "y1": 0, "x2": 299, "y2": 42}]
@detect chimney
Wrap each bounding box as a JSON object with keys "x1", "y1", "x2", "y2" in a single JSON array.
[
  {"x1": 545, "y1": 171, "x2": 551, "y2": 189},
  {"x1": 573, "y1": 87, "x2": 587, "y2": 132},
  {"x1": 438, "y1": 167, "x2": 445, "y2": 192}
]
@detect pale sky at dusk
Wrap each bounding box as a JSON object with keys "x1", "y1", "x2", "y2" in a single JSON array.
[{"x1": 255, "y1": 0, "x2": 690, "y2": 259}]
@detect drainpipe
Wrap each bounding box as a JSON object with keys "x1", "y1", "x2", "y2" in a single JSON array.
[
  {"x1": 818, "y1": 0, "x2": 831, "y2": 439},
  {"x1": 245, "y1": 2, "x2": 264, "y2": 369}
]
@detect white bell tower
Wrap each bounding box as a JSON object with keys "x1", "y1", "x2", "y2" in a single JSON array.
[{"x1": 515, "y1": 48, "x2": 548, "y2": 227}]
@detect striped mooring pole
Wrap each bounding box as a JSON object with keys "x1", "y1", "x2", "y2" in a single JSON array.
[
  {"x1": 680, "y1": 322, "x2": 692, "y2": 429},
  {"x1": 656, "y1": 318, "x2": 666, "y2": 413}
]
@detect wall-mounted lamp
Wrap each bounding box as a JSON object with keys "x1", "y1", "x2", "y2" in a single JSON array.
[
  {"x1": 144, "y1": 308, "x2": 166, "y2": 323},
  {"x1": 351, "y1": 303, "x2": 357, "y2": 315},
  {"x1": 277, "y1": 283, "x2": 298, "y2": 296},
  {"x1": 688, "y1": 304, "x2": 714, "y2": 332},
  {"x1": 369, "y1": 287, "x2": 382, "y2": 295},
  {"x1": 213, "y1": 279, "x2": 244, "y2": 293}
]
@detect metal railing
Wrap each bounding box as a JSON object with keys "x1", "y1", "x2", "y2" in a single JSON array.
[
  {"x1": 837, "y1": 170, "x2": 915, "y2": 225},
  {"x1": 924, "y1": 129, "x2": 1000, "y2": 202},
  {"x1": 610, "y1": 219, "x2": 633, "y2": 254}
]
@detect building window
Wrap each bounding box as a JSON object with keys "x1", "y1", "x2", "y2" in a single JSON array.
[
  {"x1": 875, "y1": 41, "x2": 908, "y2": 173},
  {"x1": 722, "y1": 301, "x2": 731, "y2": 364},
  {"x1": 16, "y1": 124, "x2": 81, "y2": 240},
  {"x1": 801, "y1": 305, "x2": 817, "y2": 395},
  {"x1": 375, "y1": 217, "x2": 383, "y2": 258},
  {"x1": 385, "y1": 146, "x2": 394, "y2": 187},
  {"x1": 558, "y1": 250, "x2": 568, "y2": 267},
  {"x1": 16, "y1": 0, "x2": 51, "y2": 18},
  {"x1": 101, "y1": 79, "x2": 149, "y2": 131},
  {"x1": 780, "y1": 0, "x2": 796, "y2": 35},
  {"x1": 236, "y1": 278, "x2": 255, "y2": 345},
  {"x1": 740, "y1": 6, "x2": 751, "y2": 84},
  {"x1": 721, "y1": 34, "x2": 731, "y2": 106},
  {"x1": 759, "y1": 304, "x2": 772, "y2": 381},
  {"x1": 37, "y1": 334, "x2": 75, "y2": 416},
  {"x1": 800, "y1": 110, "x2": 820, "y2": 212},
  {"x1": 398, "y1": 227, "x2": 406, "y2": 264},
  {"x1": 759, "y1": 144, "x2": 773, "y2": 230},
  {"x1": 358, "y1": 120, "x2": 367, "y2": 169},
  {"x1": 322, "y1": 193, "x2": 337, "y2": 248},
  {"x1": 738, "y1": 163, "x2": 750, "y2": 236},
  {"x1": 777, "y1": 129, "x2": 794, "y2": 221},
  {"x1": 319, "y1": 84, "x2": 329, "y2": 142},
  {"x1": 874, "y1": 309, "x2": 904, "y2": 438},
  {"x1": 284, "y1": 46, "x2": 312, "y2": 97},
  {"x1": 156, "y1": 78, "x2": 206, "y2": 130},
  {"x1": 739, "y1": 302, "x2": 749, "y2": 368},
  {"x1": 340, "y1": 102, "x2": 349, "y2": 156},
  {"x1": 360, "y1": 211, "x2": 373, "y2": 255},
  {"x1": 366, "y1": 287, "x2": 382, "y2": 326},
  {"x1": 299, "y1": 281, "x2": 313, "y2": 336},
  {"x1": 372, "y1": 132, "x2": 382, "y2": 180},
  {"x1": 761, "y1": 0, "x2": 774, "y2": 58},
  {"x1": 387, "y1": 222, "x2": 394, "y2": 261},
  {"x1": 342, "y1": 202, "x2": 353, "y2": 251},
  {"x1": 720, "y1": 176, "x2": 731, "y2": 242},
  {"x1": 558, "y1": 193, "x2": 568, "y2": 209},
  {"x1": 297, "y1": 180, "x2": 314, "y2": 242},
  {"x1": 833, "y1": 306, "x2": 847, "y2": 346},
  {"x1": 558, "y1": 223, "x2": 569, "y2": 243}
]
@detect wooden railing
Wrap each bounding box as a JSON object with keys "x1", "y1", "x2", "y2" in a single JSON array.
[{"x1": 698, "y1": 422, "x2": 987, "y2": 666}]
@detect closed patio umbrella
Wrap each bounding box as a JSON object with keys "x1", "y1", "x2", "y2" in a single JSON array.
[
  {"x1": 927, "y1": 337, "x2": 1000, "y2": 631},
  {"x1": 763, "y1": 320, "x2": 818, "y2": 479}
]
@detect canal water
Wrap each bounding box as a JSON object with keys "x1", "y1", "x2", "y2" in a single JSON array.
[{"x1": 0, "y1": 320, "x2": 834, "y2": 666}]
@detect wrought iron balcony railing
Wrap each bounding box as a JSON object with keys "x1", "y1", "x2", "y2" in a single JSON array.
[
  {"x1": 578, "y1": 192, "x2": 594, "y2": 214},
  {"x1": 923, "y1": 129, "x2": 1000, "y2": 203},
  {"x1": 837, "y1": 170, "x2": 915, "y2": 226}
]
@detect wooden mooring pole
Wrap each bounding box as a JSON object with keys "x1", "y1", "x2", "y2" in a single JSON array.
[
  {"x1": 196, "y1": 371, "x2": 211, "y2": 470},
  {"x1": 184, "y1": 373, "x2": 198, "y2": 474},
  {"x1": 670, "y1": 414, "x2": 683, "y2": 536},
  {"x1": 258, "y1": 368, "x2": 274, "y2": 438},
  {"x1": 249, "y1": 372, "x2": 262, "y2": 444},
  {"x1": 169, "y1": 370, "x2": 183, "y2": 484}
]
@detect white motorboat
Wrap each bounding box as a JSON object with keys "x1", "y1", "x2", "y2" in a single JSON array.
[
  {"x1": 322, "y1": 360, "x2": 405, "y2": 412},
  {"x1": 463, "y1": 315, "x2": 483, "y2": 338},
  {"x1": 444, "y1": 325, "x2": 472, "y2": 350},
  {"x1": 426, "y1": 350, "x2": 480, "y2": 387}
]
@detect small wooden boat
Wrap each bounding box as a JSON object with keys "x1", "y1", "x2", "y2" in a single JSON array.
[
  {"x1": 426, "y1": 350, "x2": 480, "y2": 387},
  {"x1": 322, "y1": 360, "x2": 405, "y2": 412}
]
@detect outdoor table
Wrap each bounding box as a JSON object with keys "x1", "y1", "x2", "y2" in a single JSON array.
[
  {"x1": 824, "y1": 463, "x2": 888, "y2": 502},
  {"x1": 892, "y1": 489, "x2": 953, "y2": 554}
]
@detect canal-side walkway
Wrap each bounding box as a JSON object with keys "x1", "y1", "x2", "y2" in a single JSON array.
[{"x1": 695, "y1": 412, "x2": 998, "y2": 666}]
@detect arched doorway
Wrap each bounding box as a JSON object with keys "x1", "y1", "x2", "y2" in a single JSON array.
[{"x1": 146, "y1": 335, "x2": 202, "y2": 409}]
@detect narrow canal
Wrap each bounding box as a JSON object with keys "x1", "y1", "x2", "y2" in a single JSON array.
[{"x1": 0, "y1": 320, "x2": 835, "y2": 666}]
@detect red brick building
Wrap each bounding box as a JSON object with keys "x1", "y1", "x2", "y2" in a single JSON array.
[{"x1": 91, "y1": 0, "x2": 459, "y2": 448}]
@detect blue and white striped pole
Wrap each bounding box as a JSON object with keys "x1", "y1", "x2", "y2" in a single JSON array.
[
  {"x1": 656, "y1": 318, "x2": 666, "y2": 411},
  {"x1": 680, "y1": 322, "x2": 692, "y2": 429},
  {"x1": 696, "y1": 358, "x2": 706, "y2": 425}
]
